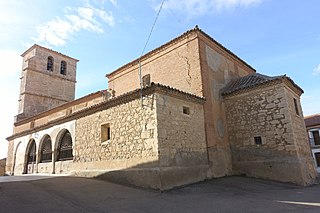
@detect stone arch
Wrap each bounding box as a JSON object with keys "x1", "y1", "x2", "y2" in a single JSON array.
[
  {"x1": 38, "y1": 134, "x2": 53, "y2": 163},
  {"x1": 24, "y1": 139, "x2": 37, "y2": 174},
  {"x1": 11, "y1": 141, "x2": 22, "y2": 175},
  {"x1": 55, "y1": 129, "x2": 73, "y2": 161}
]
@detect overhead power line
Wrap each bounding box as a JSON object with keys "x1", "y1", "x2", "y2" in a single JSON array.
[{"x1": 139, "y1": 0, "x2": 165, "y2": 107}]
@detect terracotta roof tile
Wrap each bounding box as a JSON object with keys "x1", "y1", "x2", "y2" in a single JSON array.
[
  {"x1": 21, "y1": 44, "x2": 79, "y2": 62},
  {"x1": 7, "y1": 83, "x2": 205, "y2": 141},
  {"x1": 305, "y1": 114, "x2": 320, "y2": 127},
  {"x1": 106, "y1": 26, "x2": 255, "y2": 78},
  {"x1": 221, "y1": 73, "x2": 284, "y2": 95}
]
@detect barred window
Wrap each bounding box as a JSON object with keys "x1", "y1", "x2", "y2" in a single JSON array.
[
  {"x1": 57, "y1": 131, "x2": 73, "y2": 161},
  {"x1": 27, "y1": 139, "x2": 36, "y2": 164},
  {"x1": 40, "y1": 135, "x2": 52, "y2": 163},
  {"x1": 60, "y1": 61, "x2": 67, "y2": 75}
]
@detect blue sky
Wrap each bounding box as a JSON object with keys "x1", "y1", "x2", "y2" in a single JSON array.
[{"x1": 0, "y1": 0, "x2": 319, "y2": 158}]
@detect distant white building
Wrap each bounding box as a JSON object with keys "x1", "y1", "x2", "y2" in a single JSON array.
[{"x1": 305, "y1": 114, "x2": 320, "y2": 172}]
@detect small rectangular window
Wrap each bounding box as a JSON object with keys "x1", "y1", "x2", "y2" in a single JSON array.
[
  {"x1": 254, "y1": 136, "x2": 262, "y2": 145},
  {"x1": 101, "y1": 123, "x2": 111, "y2": 143},
  {"x1": 66, "y1": 108, "x2": 72, "y2": 116},
  {"x1": 315, "y1": 153, "x2": 320, "y2": 167},
  {"x1": 30, "y1": 120, "x2": 35, "y2": 129},
  {"x1": 312, "y1": 131, "x2": 320, "y2": 146},
  {"x1": 142, "y1": 74, "x2": 151, "y2": 87},
  {"x1": 293, "y1": 98, "x2": 299, "y2": 116},
  {"x1": 183, "y1": 106, "x2": 190, "y2": 115}
]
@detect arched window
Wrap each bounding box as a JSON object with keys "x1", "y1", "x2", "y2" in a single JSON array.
[
  {"x1": 40, "y1": 135, "x2": 52, "y2": 163},
  {"x1": 47, "y1": 56, "x2": 54, "y2": 71},
  {"x1": 25, "y1": 139, "x2": 36, "y2": 174},
  {"x1": 60, "y1": 61, "x2": 67, "y2": 75},
  {"x1": 27, "y1": 139, "x2": 36, "y2": 164},
  {"x1": 57, "y1": 130, "x2": 73, "y2": 161}
]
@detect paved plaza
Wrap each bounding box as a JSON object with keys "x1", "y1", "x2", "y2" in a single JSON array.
[{"x1": 0, "y1": 175, "x2": 320, "y2": 212}]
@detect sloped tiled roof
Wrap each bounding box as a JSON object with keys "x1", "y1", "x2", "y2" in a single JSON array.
[
  {"x1": 221, "y1": 73, "x2": 283, "y2": 95},
  {"x1": 7, "y1": 83, "x2": 205, "y2": 141},
  {"x1": 305, "y1": 114, "x2": 320, "y2": 128},
  {"x1": 21, "y1": 44, "x2": 79, "y2": 61},
  {"x1": 106, "y1": 26, "x2": 255, "y2": 78},
  {"x1": 221, "y1": 73, "x2": 303, "y2": 96}
]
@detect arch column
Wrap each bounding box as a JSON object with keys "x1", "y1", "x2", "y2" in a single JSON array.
[
  {"x1": 52, "y1": 149, "x2": 56, "y2": 174},
  {"x1": 35, "y1": 153, "x2": 39, "y2": 173},
  {"x1": 51, "y1": 136, "x2": 56, "y2": 174}
]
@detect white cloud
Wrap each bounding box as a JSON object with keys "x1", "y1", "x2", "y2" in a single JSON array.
[
  {"x1": 312, "y1": 64, "x2": 320, "y2": 75},
  {"x1": 157, "y1": 0, "x2": 262, "y2": 16},
  {"x1": 109, "y1": 0, "x2": 117, "y2": 6},
  {"x1": 34, "y1": 5, "x2": 115, "y2": 47}
]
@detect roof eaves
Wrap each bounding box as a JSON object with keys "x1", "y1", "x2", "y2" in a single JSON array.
[
  {"x1": 14, "y1": 90, "x2": 106, "y2": 126},
  {"x1": 105, "y1": 26, "x2": 256, "y2": 78},
  {"x1": 221, "y1": 74, "x2": 284, "y2": 96},
  {"x1": 196, "y1": 28, "x2": 256, "y2": 72},
  {"x1": 8, "y1": 83, "x2": 205, "y2": 141},
  {"x1": 21, "y1": 44, "x2": 79, "y2": 62}
]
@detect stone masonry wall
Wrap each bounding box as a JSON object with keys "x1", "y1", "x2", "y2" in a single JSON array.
[
  {"x1": 284, "y1": 86, "x2": 317, "y2": 184},
  {"x1": 156, "y1": 94, "x2": 207, "y2": 167},
  {"x1": 224, "y1": 82, "x2": 316, "y2": 185},
  {"x1": 72, "y1": 91, "x2": 207, "y2": 190},
  {"x1": 0, "y1": 158, "x2": 6, "y2": 176},
  {"x1": 5, "y1": 141, "x2": 14, "y2": 175},
  {"x1": 74, "y1": 94, "x2": 159, "y2": 171},
  {"x1": 155, "y1": 93, "x2": 208, "y2": 189},
  {"x1": 74, "y1": 92, "x2": 207, "y2": 172}
]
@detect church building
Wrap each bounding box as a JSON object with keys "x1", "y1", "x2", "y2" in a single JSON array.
[{"x1": 5, "y1": 27, "x2": 317, "y2": 190}]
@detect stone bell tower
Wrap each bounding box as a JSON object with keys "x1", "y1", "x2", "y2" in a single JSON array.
[{"x1": 15, "y1": 44, "x2": 79, "y2": 122}]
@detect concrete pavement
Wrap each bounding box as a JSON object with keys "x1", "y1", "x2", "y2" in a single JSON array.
[{"x1": 0, "y1": 175, "x2": 320, "y2": 212}]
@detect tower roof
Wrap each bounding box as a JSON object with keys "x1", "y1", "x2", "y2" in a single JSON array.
[{"x1": 21, "y1": 44, "x2": 79, "y2": 62}]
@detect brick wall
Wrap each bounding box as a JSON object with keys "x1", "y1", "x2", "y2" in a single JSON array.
[
  {"x1": 18, "y1": 45, "x2": 77, "y2": 119},
  {"x1": 197, "y1": 33, "x2": 255, "y2": 178},
  {"x1": 108, "y1": 32, "x2": 203, "y2": 97}
]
